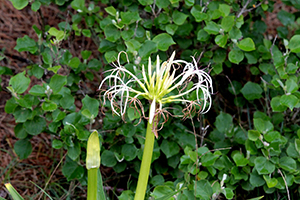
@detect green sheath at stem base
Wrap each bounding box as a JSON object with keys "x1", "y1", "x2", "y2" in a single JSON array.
[
  {"x1": 87, "y1": 168, "x2": 98, "y2": 200},
  {"x1": 134, "y1": 103, "x2": 156, "y2": 200}
]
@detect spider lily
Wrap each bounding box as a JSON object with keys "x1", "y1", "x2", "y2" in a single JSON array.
[
  {"x1": 99, "y1": 51, "x2": 213, "y2": 200},
  {"x1": 99, "y1": 51, "x2": 213, "y2": 126}
]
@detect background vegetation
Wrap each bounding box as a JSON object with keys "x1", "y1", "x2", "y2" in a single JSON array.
[{"x1": 1, "y1": 0, "x2": 300, "y2": 199}]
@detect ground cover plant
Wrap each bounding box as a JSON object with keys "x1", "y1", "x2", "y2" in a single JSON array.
[{"x1": 1, "y1": 0, "x2": 300, "y2": 199}]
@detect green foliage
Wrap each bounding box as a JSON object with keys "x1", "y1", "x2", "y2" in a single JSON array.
[{"x1": 5, "y1": 0, "x2": 300, "y2": 199}]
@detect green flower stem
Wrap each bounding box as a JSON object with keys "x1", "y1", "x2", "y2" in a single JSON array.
[
  {"x1": 134, "y1": 103, "x2": 156, "y2": 200},
  {"x1": 87, "y1": 168, "x2": 98, "y2": 200}
]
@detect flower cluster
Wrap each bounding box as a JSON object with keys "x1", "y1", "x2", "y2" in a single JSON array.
[{"x1": 99, "y1": 51, "x2": 213, "y2": 128}]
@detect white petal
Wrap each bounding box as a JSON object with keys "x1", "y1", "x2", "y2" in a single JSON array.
[{"x1": 149, "y1": 98, "x2": 156, "y2": 124}]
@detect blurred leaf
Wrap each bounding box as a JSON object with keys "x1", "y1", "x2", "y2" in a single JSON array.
[
  {"x1": 14, "y1": 139, "x2": 32, "y2": 159},
  {"x1": 14, "y1": 35, "x2": 37, "y2": 53},
  {"x1": 263, "y1": 175, "x2": 278, "y2": 188},
  {"x1": 194, "y1": 180, "x2": 213, "y2": 200},
  {"x1": 172, "y1": 10, "x2": 188, "y2": 25},
  {"x1": 215, "y1": 112, "x2": 232, "y2": 134},
  {"x1": 277, "y1": 10, "x2": 295, "y2": 26},
  {"x1": 5, "y1": 183, "x2": 24, "y2": 200},
  {"x1": 228, "y1": 49, "x2": 244, "y2": 64},
  {"x1": 254, "y1": 157, "x2": 275, "y2": 175},
  {"x1": 138, "y1": 40, "x2": 158, "y2": 59},
  {"x1": 280, "y1": 94, "x2": 299, "y2": 110},
  {"x1": 160, "y1": 140, "x2": 180, "y2": 158},
  {"x1": 49, "y1": 74, "x2": 67, "y2": 94},
  {"x1": 237, "y1": 38, "x2": 256, "y2": 51},
  {"x1": 9, "y1": 71, "x2": 30, "y2": 94},
  {"x1": 152, "y1": 33, "x2": 175, "y2": 51},
  {"x1": 221, "y1": 16, "x2": 235, "y2": 32},
  {"x1": 241, "y1": 82, "x2": 262, "y2": 100}
]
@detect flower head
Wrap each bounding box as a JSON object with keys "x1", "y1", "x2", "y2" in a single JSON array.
[{"x1": 99, "y1": 51, "x2": 213, "y2": 126}]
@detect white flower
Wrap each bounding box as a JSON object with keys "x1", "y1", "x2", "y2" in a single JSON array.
[{"x1": 99, "y1": 51, "x2": 213, "y2": 126}]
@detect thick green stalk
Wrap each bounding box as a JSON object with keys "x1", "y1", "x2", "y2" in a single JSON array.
[
  {"x1": 87, "y1": 168, "x2": 98, "y2": 200},
  {"x1": 134, "y1": 103, "x2": 156, "y2": 200}
]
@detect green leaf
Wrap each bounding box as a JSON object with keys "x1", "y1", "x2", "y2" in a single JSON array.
[
  {"x1": 214, "y1": 112, "x2": 232, "y2": 134},
  {"x1": 280, "y1": 94, "x2": 299, "y2": 110},
  {"x1": 279, "y1": 157, "x2": 297, "y2": 172},
  {"x1": 122, "y1": 144, "x2": 138, "y2": 161},
  {"x1": 160, "y1": 140, "x2": 180, "y2": 158},
  {"x1": 156, "y1": 0, "x2": 170, "y2": 8},
  {"x1": 240, "y1": 82, "x2": 262, "y2": 100},
  {"x1": 48, "y1": 27, "x2": 64, "y2": 41},
  {"x1": 104, "y1": 6, "x2": 117, "y2": 16},
  {"x1": 204, "y1": 21, "x2": 220, "y2": 35},
  {"x1": 152, "y1": 33, "x2": 175, "y2": 51},
  {"x1": 289, "y1": 35, "x2": 300, "y2": 53},
  {"x1": 172, "y1": 10, "x2": 188, "y2": 25},
  {"x1": 9, "y1": 71, "x2": 30, "y2": 94},
  {"x1": 263, "y1": 175, "x2": 278, "y2": 188},
  {"x1": 104, "y1": 24, "x2": 121, "y2": 42},
  {"x1": 62, "y1": 156, "x2": 84, "y2": 181},
  {"x1": 248, "y1": 130, "x2": 261, "y2": 141},
  {"x1": 101, "y1": 150, "x2": 117, "y2": 167},
  {"x1": 286, "y1": 78, "x2": 299, "y2": 93},
  {"x1": 42, "y1": 100, "x2": 57, "y2": 112},
  {"x1": 201, "y1": 152, "x2": 220, "y2": 167},
  {"x1": 219, "y1": 4, "x2": 231, "y2": 17},
  {"x1": 14, "y1": 35, "x2": 37, "y2": 53},
  {"x1": 98, "y1": 39, "x2": 115, "y2": 53},
  {"x1": 48, "y1": 65, "x2": 61, "y2": 74},
  {"x1": 295, "y1": 139, "x2": 300, "y2": 154},
  {"x1": 228, "y1": 49, "x2": 244, "y2": 64},
  {"x1": 125, "y1": 39, "x2": 142, "y2": 53},
  {"x1": 10, "y1": 0, "x2": 28, "y2": 10},
  {"x1": 197, "y1": 29, "x2": 209, "y2": 41},
  {"x1": 229, "y1": 26, "x2": 242, "y2": 40},
  {"x1": 71, "y1": 0, "x2": 86, "y2": 12},
  {"x1": 23, "y1": 116, "x2": 47, "y2": 135},
  {"x1": 215, "y1": 34, "x2": 228, "y2": 48},
  {"x1": 82, "y1": 29, "x2": 91, "y2": 37},
  {"x1": 254, "y1": 157, "x2": 275, "y2": 175},
  {"x1": 4, "y1": 183, "x2": 24, "y2": 200},
  {"x1": 277, "y1": 10, "x2": 295, "y2": 26},
  {"x1": 127, "y1": 107, "x2": 141, "y2": 121},
  {"x1": 31, "y1": 1, "x2": 41, "y2": 11},
  {"x1": 67, "y1": 142, "x2": 81, "y2": 161},
  {"x1": 49, "y1": 74, "x2": 67, "y2": 94},
  {"x1": 221, "y1": 16, "x2": 235, "y2": 32},
  {"x1": 121, "y1": 11, "x2": 141, "y2": 25},
  {"x1": 14, "y1": 124, "x2": 28, "y2": 139},
  {"x1": 14, "y1": 139, "x2": 32, "y2": 159},
  {"x1": 104, "y1": 51, "x2": 118, "y2": 63},
  {"x1": 13, "y1": 109, "x2": 32, "y2": 123},
  {"x1": 271, "y1": 96, "x2": 287, "y2": 112},
  {"x1": 264, "y1": 131, "x2": 280, "y2": 142},
  {"x1": 52, "y1": 139, "x2": 63, "y2": 149},
  {"x1": 237, "y1": 38, "x2": 256, "y2": 51},
  {"x1": 68, "y1": 57, "x2": 80, "y2": 69},
  {"x1": 222, "y1": 188, "x2": 234, "y2": 199},
  {"x1": 250, "y1": 170, "x2": 265, "y2": 187},
  {"x1": 191, "y1": 6, "x2": 207, "y2": 22},
  {"x1": 253, "y1": 118, "x2": 274, "y2": 134},
  {"x1": 194, "y1": 180, "x2": 213, "y2": 200},
  {"x1": 81, "y1": 95, "x2": 99, "y2": 117},
  {"x1": 232, "y1": 152, "x2": 248, "y2": 166},
  {"x1": 166, "y1": 24, "x2": 178, "y2": 35},
  {"x1": 138, "y1": 40, "x2": 158, "y2": 59},
  {"x1": 286, "y1": 63, "x2": 299, "y2": 74},
  {"x1": 151, "y1": 185, "x2": 174, "y2": 199},
  {"x1": 60, "y1": 93, "x2": 75, "y2": 109}
]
